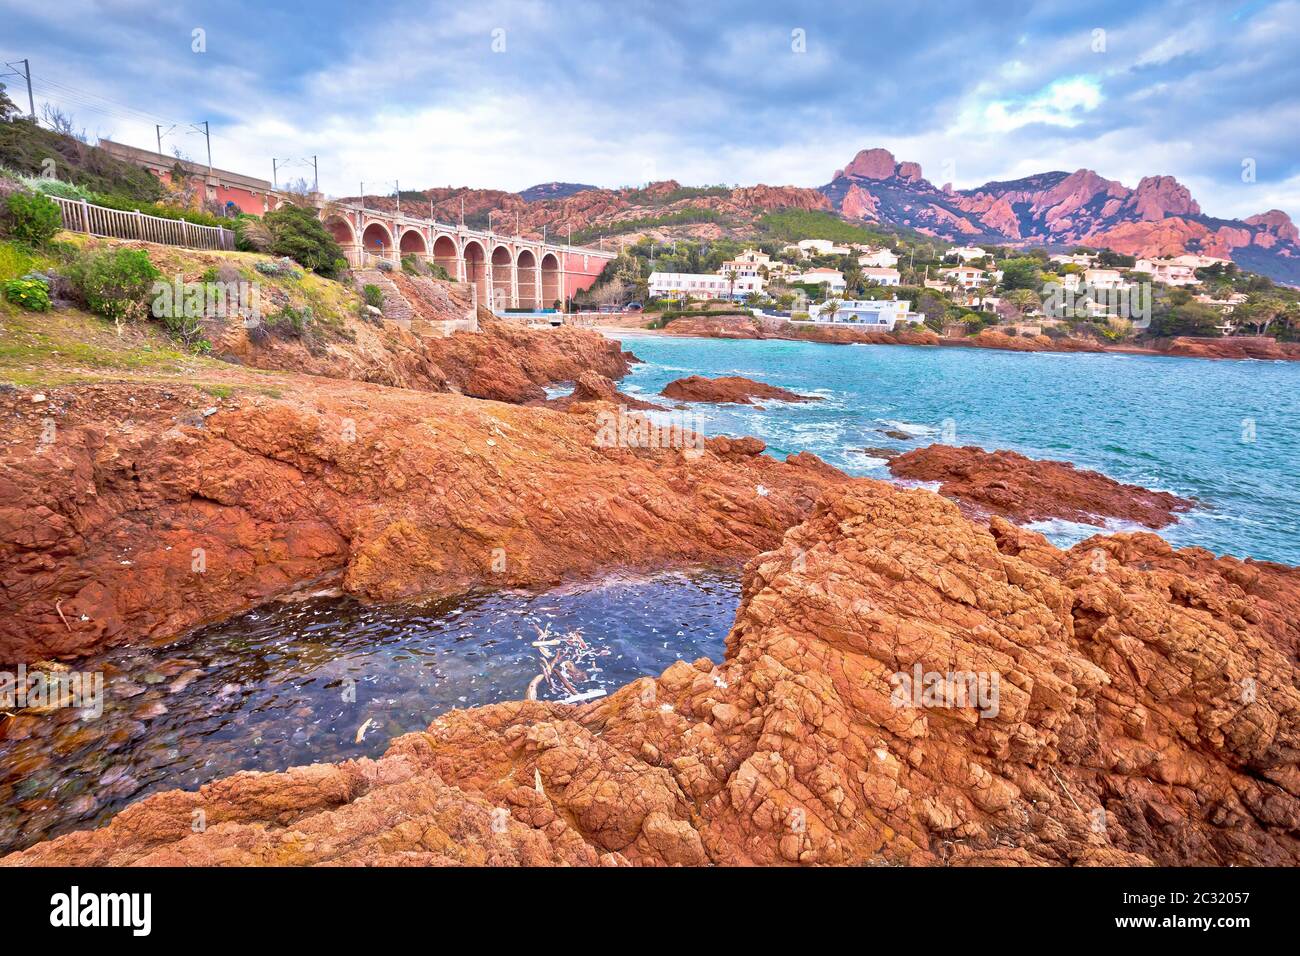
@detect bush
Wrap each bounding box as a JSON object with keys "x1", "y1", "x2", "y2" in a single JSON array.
[
  {"x1": 5, "y1": 191, "x2": 61, "y2": 244},
  {"x1": 3, "y1": 275, "x2": 51, "y2": 311},
  {"x1": 265, "y1": 304, "x2": 312, "y2": 338},
  {"x1": 234, "y1": 216, "x2": 272, "y2": 253},
  {"x1": 362, "y1": 284, "x2": 384, "y2": 310},
  {"x1": 263, "y1": 204, "x2": 344, "y2": 277},
  {"x1": 66, "y1": 247, "x2": 160, "y2": 325}
]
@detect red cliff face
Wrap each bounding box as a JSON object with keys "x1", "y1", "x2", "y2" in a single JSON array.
[
  {"x1": 1128, "y1": 175, "x2": 1201, "y2": 220},
  {"x1": 1245, "y1": 209, "x2": 1300, "y2": 245},
  {"x1": 843, "y1": 147, "x2": 901, "y2": 180}
]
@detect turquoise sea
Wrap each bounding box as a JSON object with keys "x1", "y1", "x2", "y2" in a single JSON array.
[{"x1": 608, "y1": 334, "x2": 1300, "y2": 565}]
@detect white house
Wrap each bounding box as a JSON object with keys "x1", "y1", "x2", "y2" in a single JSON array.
[
  {"x1": 940, "y1": 266, "x2": 992, "y2": 290},
  {"x1": 1083, "y1": 267, "x2": 1128, "y2": 290},
  {"x1": 1050, "y1": 253, "x2": 1096, "y2": 268},
  {"x1": 786, "y1": 267, "x2": 847, "y2": 293},
  {"x1": 809, "y1": 298, "x2": 916, "y2": 330},
  {"x1": 858, "y1": 248, "x2": 900, "y2": 269},
  {"x1": 649, "y1": 271, "x2": 765, "y2": 300},
  {"x1": 1132, "y1": 258, "x2": 1198, "y2": 286},
  {"x1": 948, "y1": 246, "x2": 991, "y2": 263},
  {"x1": 861, "y1": 267, "x2": 901, "y2": 287},
  {"x1": 792, "y1": 239, "x2": 851, "y2": 258}
]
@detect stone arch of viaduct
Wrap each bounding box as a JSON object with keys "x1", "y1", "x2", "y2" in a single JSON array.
[{"x1": 321, "y1": 205, "x2": 612, "y2": 311}]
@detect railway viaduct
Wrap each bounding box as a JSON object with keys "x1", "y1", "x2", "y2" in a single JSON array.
[{"x1": 321, "y1": 202, "x2": 616, "y2": 311}]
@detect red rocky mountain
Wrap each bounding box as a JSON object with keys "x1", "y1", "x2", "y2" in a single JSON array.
[{"x1": 820, "y1": 148, "x2": 1300, "y2": 283}]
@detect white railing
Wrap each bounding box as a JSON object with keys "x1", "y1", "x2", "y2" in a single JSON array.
[{"x1": 49, "y1": 195, "x2": 235, "y2": 251}]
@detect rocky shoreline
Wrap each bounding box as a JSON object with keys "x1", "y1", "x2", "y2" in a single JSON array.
[
  {"x1": 4, "y1": 479, "x2": 1296, "y2": 866},
  {"x1": 648, "y1": 314, "x2": 1300, "y2": 361},
  {"x1": 2, "y1": 276, "x2": 1298, "y2": 867}
]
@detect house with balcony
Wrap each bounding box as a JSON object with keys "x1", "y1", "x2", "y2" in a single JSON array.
[
  {"x1": 861, "y1": 267, "x2": 901, "y2": 286},
  {"x1": 858, "y1": 248, "x2": 900, "y2": 269},
  {"x1": 786, "y1": 267, "x2": 847, "y2": 293},
  {"x1": 808, "y1": 298, "x2": 916, "y2": 330}
]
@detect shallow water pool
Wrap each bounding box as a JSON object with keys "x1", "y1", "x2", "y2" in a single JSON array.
[{"x1": 0, "y1": 569, "x2": 739, "y2": 855}]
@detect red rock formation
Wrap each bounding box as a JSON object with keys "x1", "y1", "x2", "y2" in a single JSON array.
[
  {"x1": 0, "y1": 380, "x2": 847, "y2": 663},
  {"x1": 1128, "y1": 175, "x2": 1200, "y2": 220},
  {"x1": 662, "y1": 315, "x2": 763, "y2": 339},
  {"x1": 661, "y1": 375, "x2": 818, "y2": 405},
  {"x1": 8, "y1": 481, "x2": 1296, "y2": 866},
  {"x1": 842, "y1": 147, "x2": 900, "y2": 180},
  {"x1": 1245, "y1": 210, "x2": 1300, "y2": 245},
  {"x1": 889, "y1": 444, "x2": 1193, "y2": 528},
  {"x1": 1158, "y1": 336, "x2": 1300, "y2": 361},
  {"x1": 547, "y1": 371, "x2": 664, "y2": 411}
]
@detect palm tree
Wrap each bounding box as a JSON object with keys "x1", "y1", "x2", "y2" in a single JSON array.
[{"x1": 821, "y1": 297, "x2": 842, "y2": 323}]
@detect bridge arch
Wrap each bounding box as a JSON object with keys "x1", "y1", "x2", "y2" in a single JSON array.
[
  {"x1": 399, "y1": 228, "x2": 427, "y2": 257},
  {"x1": 462, "y1": 239, "x2": 488, "y2": 302},
  {"x1": 432, "y1": 234, "x2": 458, "y2": 279},
  {"x1": 541, "y1": 252, "x2": 562, "y2": 310},
  {"x1": 361, "y1": 221, "x2": 394, "y2": 262},
  {"x1": 325, "y1": 216, "x2": 357, "y2": 263},
  {"x1": 491, "y1": 244, "x2": 514, "y2": 311},
  {"x1": 516, "y1": 249, "x2": 538, "y2": 309}
]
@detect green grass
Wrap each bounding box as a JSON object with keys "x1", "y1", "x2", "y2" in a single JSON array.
[{"x1": 758, "y1": 209, "x2": 892, "y2": 247}]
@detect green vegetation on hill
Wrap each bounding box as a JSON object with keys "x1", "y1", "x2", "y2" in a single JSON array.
[
  {"x1": 757, "y1": 209, "x2": 891, "y2": 247},
  {"x1": 0, "y1": 117, "x2": 164, "y2": 203},
  {"x1": 571, "y1": 207, "x2": 725, "y2": 244}
]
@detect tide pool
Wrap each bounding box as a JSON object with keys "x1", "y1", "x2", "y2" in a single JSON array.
[{"x1": 611, "y1": 334, "x2": 1300, "y2": 564}]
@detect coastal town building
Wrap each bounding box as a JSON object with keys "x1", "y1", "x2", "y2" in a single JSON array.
[
  {"x1": 789, "y1": 239, "x2": 851, "y2": 258},
  {"x1": 808, "y1": 298, "x2": 916, "y2": 330},
  {"x1": 861, "y1": 267, "x2": 901, "y2": 286},
  {"x1": 858, "y1": 248, "x2": 900, "y2": 268},
  {"x1": 947, "y1": 246, "x2": 991, "y2": 263},
  {"x1": 940, "y1": 266, "x2": 996, "y2": 290},
  {"x1": 1195, "y1": 292, "x2": 1249, "y2": 313},
  {"x1": 785, "y1": 267, "x2": 847, "y2": 293},
  {"x1": 1083, "y1": 267, "x2": 1128, "y2": 290},
  {"x1": 1049, "y1": 252, "x2": 1097, "y2": 268},
  {"x1": 649, "y1": 270, "x2": 764, "y2": 300},
  {"x1": 1132, "y1": 257, "x2": 1199, "y2": 286}
]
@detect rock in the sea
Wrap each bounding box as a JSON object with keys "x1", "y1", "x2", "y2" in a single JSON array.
[
  {"x1": 889, "y1": 444, "x2": 1193, "y2": 528},
  {"x1": 661, "y1": 375, "x2": 818, "y2": 405}
]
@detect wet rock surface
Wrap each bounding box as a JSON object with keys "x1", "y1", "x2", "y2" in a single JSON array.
[
  {"x1": 889, "y1": 444, "x2": 1194, "y2": 528},
  {"x1": 7, "y1": 481, "x2": 1296, "y2": 866},
  {"x1": 661, "y1": 375, "x2": 819, "y2": 405},
  {"x1": 0, "y1": 378, "x2": 846, "y2": 662}
]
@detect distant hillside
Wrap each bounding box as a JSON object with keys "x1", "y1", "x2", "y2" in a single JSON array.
[
  {"x1": 518, "y1": 182, "x2": 596, "y2": 202},
  {"x1": 818, "y1": 147, "x2": 1300, "y2": 284}
]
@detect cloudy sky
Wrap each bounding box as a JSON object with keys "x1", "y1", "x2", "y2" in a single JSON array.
[{"x1": 3, "y1": 0, "x2": 1298, "y2": 220}]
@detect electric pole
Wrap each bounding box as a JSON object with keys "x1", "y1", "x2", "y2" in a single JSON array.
[
  {"x1": 395, "y1": 180, "x2": 400, "y2": 216},
  {"x1": 3, "y1": 59, "x2": 36, "y2": 120},
  {"x1": 312, "y1": 155, "x2": 318, "y2": 193}
]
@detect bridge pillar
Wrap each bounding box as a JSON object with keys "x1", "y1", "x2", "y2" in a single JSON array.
[{"x1": 510, "y1": 251, "x2": 519, "y2": 309}]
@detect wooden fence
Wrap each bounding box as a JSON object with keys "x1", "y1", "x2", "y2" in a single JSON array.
[{"x1": 48, "y1": 195, "x2": 235, "y2": 251}]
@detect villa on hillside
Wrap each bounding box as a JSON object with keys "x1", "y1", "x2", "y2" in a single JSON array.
[
  {"x1": 940, "y1": 265, "x2": 1000, "y2": 290},
  {"x1": 785, "y1": 267, "x2": 847, "y2": 293},
  {"x1": 858, "y1": 248, "x2": 900, "y2": 268},
  {"x1": 1050, "y1": 252, "x2": 1097, "y2": 268},
  {"x1": 1132, "y1": 257, "x2": 1199, "y2": 286},
  {"x1": 861, "y1": 267, "x2": 901, "y2": 286},
  {"x1": 808, "y1": 298, "x2": 917, "y2": 330},
  {"x1": 948, "y1": 245, "x2": 991, "y2": 263},
  {"x1": 1195, "y1": 292, "x2": 1249, "y2": 313},
  {"x1": 1083, "y1": 267, "x2": 1130, "y2": 290},
  {"x1": 649, "y1": 270, "x2": 765, "y2": 300},
  {"x1": 789, "y1": 239, "x2": 852, "y2": 258}
]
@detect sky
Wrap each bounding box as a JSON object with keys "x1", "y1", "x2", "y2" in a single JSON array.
[{"x1": 3, "y1": 0, "x2": 1298, "y2": 222}]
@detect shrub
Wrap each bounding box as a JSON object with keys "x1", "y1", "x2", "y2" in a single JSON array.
[
  {"x1": 362, "y1": 284, "x2": 384, "y2": 310},
  {"x1": 3, "y1": 274, "x2": 51, "y2": 311},
  {"x1": 263, "y1": 204, "x2": 344, "y2": 277},
  {"x1": 376, "y1": 258, "x2": 394, "y2": 272},
  {"x1": 5, "y1": 190, "x2": 61, "y2": 244},
  {"x1": 66, "y1": 246, "x2": 160, "y2": 325},
  {"x1": 332, "y1": 257, "x2": 349, "y2": 277},
  {"x1": 265, "y1": 304, "x2": 312, "y2": 338},
  {"x1": 234, "y1": 216, "x2": 272, "y2": 253}
]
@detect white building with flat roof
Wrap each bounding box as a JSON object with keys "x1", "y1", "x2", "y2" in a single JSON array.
[
  {"x1": 858, "y1": 248, "x2": 900, "y2": 268},
  {"x1": 808, "y1": 298, "x2": 916, "y2": 330},
  {"x1": 786, "y1": 268, "x2": 847, "y2": 292},
  {"x1": 861, "y1": 267, "x2": 901, "y2": 286},
  {"x1": 948, "y1": 246, "x2": 991, "y2": 262}
]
